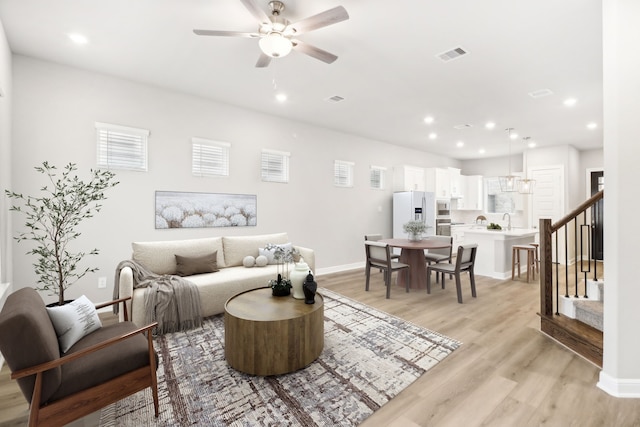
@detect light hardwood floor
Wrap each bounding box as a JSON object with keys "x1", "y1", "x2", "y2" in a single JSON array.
[{"x1": 2, "y1": 269, "x2": 640, "y2": 426}]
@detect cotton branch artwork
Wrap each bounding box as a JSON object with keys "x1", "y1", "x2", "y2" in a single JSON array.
[{"x1": 155, "y1": 191, "x2": 257, "y2": 229}]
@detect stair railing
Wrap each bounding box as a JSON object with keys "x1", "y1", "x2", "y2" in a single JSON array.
[
  {"x1": 539, "y1": 189, "x2": 604, "y2": 317},
  {"x1": 538, "y1": 190, "x2": 604, "y2": 366}
]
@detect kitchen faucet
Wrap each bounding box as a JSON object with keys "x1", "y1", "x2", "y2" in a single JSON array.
[{"x1": 502, "y1": 212, "x2": 512, "y2": 231}]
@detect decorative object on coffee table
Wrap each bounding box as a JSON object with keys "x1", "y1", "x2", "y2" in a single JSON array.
[
  {"x1": 303, "y1": 271, "x2": 318, "y2": 304},
  {"x1": 269, "y1": 274, "x2": 291, "y2": 296},
  {"x1": 289, "y1": 257, "x2": 310, "y2": 300}
]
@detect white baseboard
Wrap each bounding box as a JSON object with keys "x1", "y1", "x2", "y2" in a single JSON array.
[
  {"x1": 316, "y1": 262, "x2": 364, "y2": 276},
  {"x1": 598, "y1": 371, "x2": 640, "y2": 397}
]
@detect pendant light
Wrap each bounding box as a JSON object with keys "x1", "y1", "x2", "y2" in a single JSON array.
[
  {"x1": 518, "y1": 137, "x2": 536, "y2": 194},
  {"x1": 499, "y1": 128, "x2": 519, "y2": 192}
]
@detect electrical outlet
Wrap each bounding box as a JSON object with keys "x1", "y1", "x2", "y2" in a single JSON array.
[{"x1": 98, "y1": 277, "x2": 107, "y2": 289}]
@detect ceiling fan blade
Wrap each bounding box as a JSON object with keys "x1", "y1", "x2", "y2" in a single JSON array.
[
  {"x1": 288, "y1": 6, "x2": 349, "y2": 35},
  {"x1": 255, "y1": 53, "x2": 272, "y2": 68},
  {"x1": 240, "y1": 0, "x2": 271, "y2": 24},
  {"x1": 193, "y1": 29, "x2": 259, "y2": 38},
  {"x1": 292, "y1": 40, "x2": 338, "y2": 64}
]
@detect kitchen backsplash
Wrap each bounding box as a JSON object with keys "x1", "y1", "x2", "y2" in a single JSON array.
[{"x1": 451, "y1": 209, "x2": 527, "y2": 228}]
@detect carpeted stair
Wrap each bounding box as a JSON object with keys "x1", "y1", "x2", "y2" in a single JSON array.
[
  {"x1": 574, "y1": 299, "x2": 603, "y2": 331},
  {"x1": 558, "y1": 279, "x2": 604, "y2": 331}
]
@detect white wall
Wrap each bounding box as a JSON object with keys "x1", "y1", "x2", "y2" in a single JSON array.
[
  {"x1": 580, "y1": 148, "x2": 604, "y2": 197},
  {"x1": 9, "y1": 55, "x2": 459, "y2": 305},
  {"x1": 0, "y1": 18, "x2": 12, "y2": 292},
  {"x1": 599, "y1": 0, "x2": 640, "y2": 397}
]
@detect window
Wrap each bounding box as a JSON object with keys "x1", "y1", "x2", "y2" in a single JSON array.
[
  {"x1": 192, "y1": 138, "x2": 230, "y2": 177},
  {"x1": 334, "y1": 160, "x2": 354, "y2": 187},
  {"x1": 95, "y1": 122, "x2": 149, "y2": 171},
  {"x1": 370, "y1": 165, "x2": 386, "y2": 189},
  {"x1": 261, "y1": 149, "x2": 290, "y2": 183}
]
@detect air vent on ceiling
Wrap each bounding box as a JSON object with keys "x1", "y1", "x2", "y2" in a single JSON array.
[
  {"x1": 528, "y1": 88, "x2": 554, "y2": 99},
  {"x1": 437, "y1": 47, "x2": 468, "y2": 62},
  {"x1": 326, "y1": 95, "x2": 345, "y2": 103},
  {"x1": 453, "y1": 124, "x2": 473, "y2": 130}
]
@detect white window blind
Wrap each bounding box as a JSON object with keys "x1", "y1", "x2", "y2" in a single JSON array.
[
  {"x1": 261, "y1": 149, "x2": 290, "y2": 183},
  {"x1": 370, "y1": 165, "x2": 386, "y2": 189},
  {"x1": 95, "y1": 122, "x2": 149, "y2": 171},
  {"x1": 192, "y1": 138, "x2": 230, "y2": 177},
  {"x1": 334, "y1": 160, "x2": 354, "y2": 187}
]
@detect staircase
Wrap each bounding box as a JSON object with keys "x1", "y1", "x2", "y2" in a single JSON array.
[
  {"x1": 558, "y1": 279, "x2": 603, "y2": 331},
  {"x1": 539, "y1": 190, "x2": 604, "y2": 367}
]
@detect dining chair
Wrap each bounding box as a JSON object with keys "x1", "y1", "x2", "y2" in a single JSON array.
[
  {"x1": 364, "y1": 240, "x2": 410, "y2": 299},
  {"x1": 426, "y1": 244, "x2": 478, "y2": 303},
  {"x1": 424, "y1": 235, "x2": 453, "y2": 284},
  {"x1": 365, "y1": 234, "x2": 399, "y2": 274}
]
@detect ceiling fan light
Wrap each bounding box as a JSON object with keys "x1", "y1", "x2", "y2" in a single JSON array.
[{"x1": 259, "y1": 32, "x2": 292, "y2": 58}]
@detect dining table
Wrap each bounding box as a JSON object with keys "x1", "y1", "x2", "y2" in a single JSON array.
[{"x1": 379, "y1": 238, "x2": 452, "y2": 290}]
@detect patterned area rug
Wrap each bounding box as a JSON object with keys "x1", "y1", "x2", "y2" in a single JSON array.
[{"x1": 99, "y1": 288, "x2": 461, "y2": 426}]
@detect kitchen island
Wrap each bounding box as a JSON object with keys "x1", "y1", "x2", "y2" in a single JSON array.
[{"x1": 464, "y1": 228, "x2": 538, "y2": 279}]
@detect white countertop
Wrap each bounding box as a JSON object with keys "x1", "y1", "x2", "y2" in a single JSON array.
[{"x1": 465, "y1": 227, "x2": 539, "y2": 238}]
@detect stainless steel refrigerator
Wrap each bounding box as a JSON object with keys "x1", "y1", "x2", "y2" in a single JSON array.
[{"x1": 392, "y1": 191, "x2": 436, "y2": 239}]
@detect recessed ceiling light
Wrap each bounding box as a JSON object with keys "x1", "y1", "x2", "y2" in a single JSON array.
[
  {"x1": 428, "y1": 132, "x2": 437, "y2": 140},
  {"x1": 587, "y1": 122, "x2": 598, "y2": 130},
  {"x1": 563, "y1": 98, "x2": 577, "y2": 107},
  {"x1": 275, "y1": 93, "x2": 287, "y2": 102},
  {"x1": 485, "y1": 122, "x2": 496, "y2": 129},
  {"x1": 456, "y1": 141, "x2": 464, "y2": 148},
  {"x1": 510, "y1": 132, "x2": 519, "y2": 140},
  {"x1": 528, "y1": 141, "x2": 537, "y2": 148},
  {"x1": 68, "y1": 33, "x2": 89, "y2": 45},
  {"x1": 424, "y1": 116, "x2": 434, "y2": 124},
  {"x1": 479, "y1": 148, "x2": 486, "y2": 154}
]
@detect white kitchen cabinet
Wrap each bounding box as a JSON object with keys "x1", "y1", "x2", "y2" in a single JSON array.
[
  {"x1": 451, "y1": 224, "x2": 471, "y2": 248},
  {"x1": 461, "y1": 175, "x2": 483, "y2": 210},
  {"x1": 426, "y1": 168, "x2": 451, "y2": 198},
  {"x1": 393, "y1": 165, "x2": 425, "y2": 191},
  {"x1": 449, "y1": 168, "x2": 462, "y2": 198}
]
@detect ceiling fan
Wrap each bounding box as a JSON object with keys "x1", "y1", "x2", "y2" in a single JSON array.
[{"x1": 193, "y1": 0, "x2": 349, "y2": 68}]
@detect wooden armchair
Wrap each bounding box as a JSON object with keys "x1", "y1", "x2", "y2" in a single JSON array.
[{"x1": 0, "y1": 287, "x2": 159, "y2": 427}]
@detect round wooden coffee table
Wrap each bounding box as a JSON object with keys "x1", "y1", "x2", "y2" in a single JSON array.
[{"x1": 224, "y1": 287, "x2": 324, "y2": 376}]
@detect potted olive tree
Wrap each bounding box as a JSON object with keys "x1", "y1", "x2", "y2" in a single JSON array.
[{"x1": 5, "y1": 161, "x2": 119, "y2": 305}]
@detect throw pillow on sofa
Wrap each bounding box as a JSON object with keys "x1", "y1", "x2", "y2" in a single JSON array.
[
  {"x1": 258, "y1": 243, "x2": 295, "y2": 264},
  {"x1": 175, "y1": 251, "x2": 219, "y2": 276}
]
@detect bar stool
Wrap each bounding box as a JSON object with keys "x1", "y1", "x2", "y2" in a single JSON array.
[
  {"x1": 530, "y1": 243, "x2": 540, "y2": 273},
  {"x1": 512, "y1": 245, "x2": 537, "y2": 282}
]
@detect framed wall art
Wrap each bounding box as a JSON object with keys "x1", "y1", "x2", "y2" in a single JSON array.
[{"x1": 155, "y1": 191, "x2": 257, "y2": 229}]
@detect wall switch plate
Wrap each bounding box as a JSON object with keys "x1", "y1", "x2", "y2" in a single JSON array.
[{"x1": 98, "y1": 277, "x2": 107, "y2": 288}]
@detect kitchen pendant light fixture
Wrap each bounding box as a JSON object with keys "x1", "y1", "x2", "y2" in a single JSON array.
[
  {"x1": 518, "y1": 137, "x2": 536, "y2": 194},
  {"x1": 499, "y1": 128, "x2": 519, "y2": 192}
]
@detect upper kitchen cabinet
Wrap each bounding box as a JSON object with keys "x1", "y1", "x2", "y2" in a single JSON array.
[
  {"x1": 449, "y1": 168, "x2": 462, "y2": 198},
  {"x1": 456, "y1": 175, "x2": 484, "y2": 210},
  {"x1": 393, "y1": 165, "x2": 425, "y2": 191},
  {"x1": 426, "y1": 168, "x2": 451, "y2": 199}
]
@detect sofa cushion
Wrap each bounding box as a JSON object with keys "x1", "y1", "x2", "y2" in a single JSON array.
[
  {"x1": 46, "y1": 295, "x2": 103, "y2": 352},
  {"x1": 175, "y1": 251, "x2": 219, "y2": 276},
  {"x1": 133, "y1": 237, "x2": 225, "y2": 273},
  {"x1": 0, "y1": 287, "x2": 62, "y2": 405},
  {"x1": 222, "y1": 233, "x2": 288, "y2": 267},
  {"x1": 48, "y1": 322, "x2": 152, "y2": 403}
]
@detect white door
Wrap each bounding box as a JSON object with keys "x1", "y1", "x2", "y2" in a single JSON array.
[
  {"x1": 530, "y1": 165, "x2": 564, "y2": 227},
  {"x1": 530, "y1": 165, "x2": 566, "y2": 261}
]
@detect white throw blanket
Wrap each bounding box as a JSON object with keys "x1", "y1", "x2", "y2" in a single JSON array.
[{"x1": 114, "y1": 260, "x2": 202, "y2": 334}]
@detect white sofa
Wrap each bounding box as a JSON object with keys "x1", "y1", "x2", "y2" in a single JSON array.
[{"x1": 117, "y1": 232, "x2": 315, "y2": 326}]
